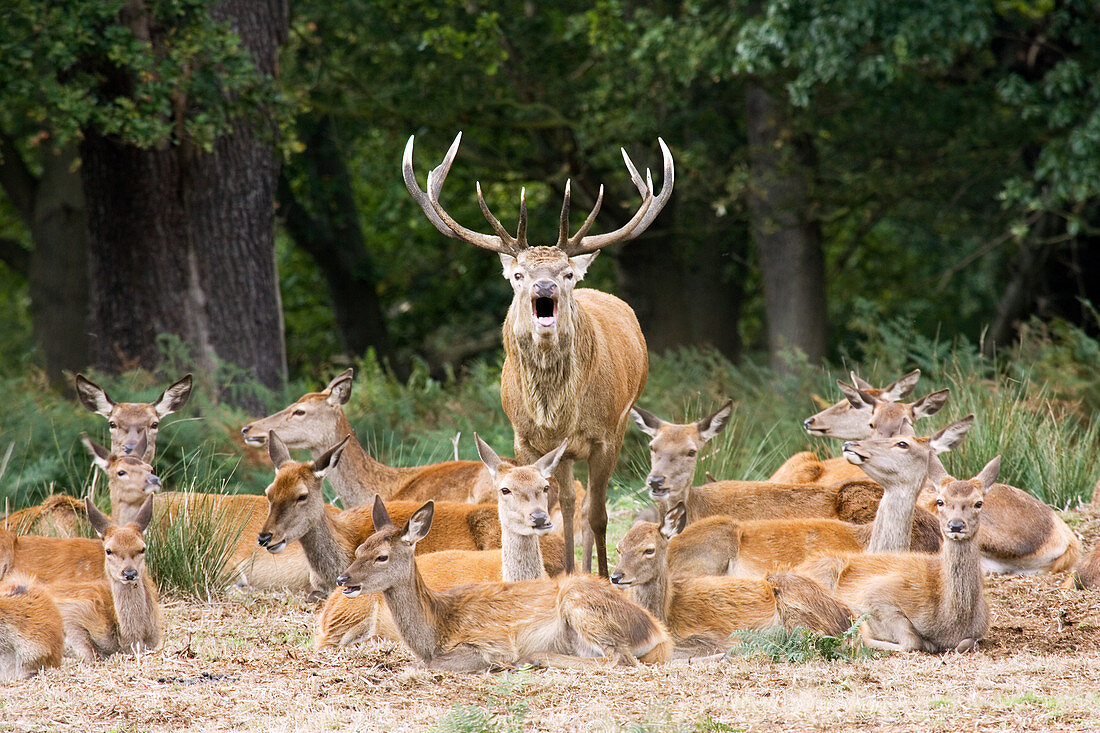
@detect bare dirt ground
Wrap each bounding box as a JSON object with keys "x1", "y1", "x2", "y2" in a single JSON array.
[{"x1": 3, "y1": 508, "x2": 1099, "y2": 733}]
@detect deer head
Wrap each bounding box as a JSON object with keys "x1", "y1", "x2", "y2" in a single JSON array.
[
  {"x1": 610, "y1": 502, "x2": 687, "y2": 589},
  {"x1": 841, "y1": 415, "x2": 975, "y2": 488},
  {"x1": 928, "y1": 454, "x2": 1001, "y2": 541},
  {"x1": 82, "y1": 434, "x2": 161, "y2": 507},
  {"x1": 86, "y1": 496, "x2": 154, "y2": 585},
  {"x1": 75, "y1": 373, "x2": 192, "y2": 460},
  {"x1": 630, "y1": 401, "x2": 733, "y2": 504},
  {"x1": 474, "y1": 434, "x2": 566, "y2": 535},
  {"x1": 241, "y1": 369, "x2": 354, "y2": 449},
  {"x1": 337, "y1": 497, "x2": 434, "y2": 597},
  {"x1": 257, "y1": 432, "x2": 349, "y2": 553},
  {"x1": 403, "y1": 133, "x2": 673, "y2": 347},
  {"x1": 802, "y1": 370, "x2": 921, "y2": 439}
]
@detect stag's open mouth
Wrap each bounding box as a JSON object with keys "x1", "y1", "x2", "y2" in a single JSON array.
[{"x1": 532, "y1": 297, "x2": 558, "y2": 329}]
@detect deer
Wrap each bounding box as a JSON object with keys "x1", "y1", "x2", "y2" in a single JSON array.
[
  {"x1": 610, "y1": 503, "x2": 853, "y2": 658},
  {"x1": 257, "y1": 432, "x2": 510, "y2": 600},
  {"x1": 314, "y1": 434, "x2": 568, "y2": 648},
  {"x1": 81, "y1": 434, "x2": 161, "y2": 525},
  {"x1": 2, "y1": 495, "x2": 87, "y2": 538},
  {"x1": 241, "y1": 368, "x2": 493, "y2": 508},
  {"x1": 770, "y1": 370, "x2": 949, "y2": 484},
  {"x1": 51, "y1": 497, "x2": 161, "y2": 659},
  {"x1": 404, "y1": 133, "x2": 673, "y2": 576},
  {"x1": 336, "y1": 497, "x2": 671, "y2": 670},
  {"x1": 1066, "y1": 544, "x2": 1100, "y2": 590},
  {"x1": 75, "y1": 373, "x2": 193, "y2": 462},
  {"x1": 797, "y1": 455, "x2": 999, "y2": 653},
  {"x1": 0, "y1": 575, "x2": 64, "y2": 680}
]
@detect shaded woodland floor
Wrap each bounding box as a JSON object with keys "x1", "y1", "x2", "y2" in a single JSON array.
[{"x1": 2, "y1": 509, "x2": 1098, "y2": 732}]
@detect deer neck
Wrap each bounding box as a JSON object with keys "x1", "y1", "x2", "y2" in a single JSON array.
[
  {"x1": 500, "y1": 529, "x2": 546, "y2": 583},
  {"x1": 381, "y1": 565, "x2": 445, "y2": 662},
  {"x1": 504, "y1": 301, "x2": 590, "y2": 431},
  {"x1": 111, "y1": 575, "x2": 160, "y2": 652},
  {"x1": 939, "y1": 535, "x2": 983, "y2": 627},
  {"x1": 299, "y1": 512, "x2": 358, "y2": 588},
  {"x1": 865, "y1": 471, "x2": 926, "y2": 553},
  {"x1": 320, "y1": 411, "x2": 404, "y2": 507},
  {"x1": 630, "y1": 563, "x2": 671, "y2": 623}
]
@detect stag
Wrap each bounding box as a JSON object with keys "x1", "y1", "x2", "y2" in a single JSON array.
[{"x1": 404, "y1": 133, "x2": 673, "y2": 575}]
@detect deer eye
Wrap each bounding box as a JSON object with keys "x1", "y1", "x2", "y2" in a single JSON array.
[
  {"x1": 151, "y1": 422, "x2": 159, "y2": 429},
  {"x1": 136, "y1": 548, "x2": 145, "y2": 555},
  {"x1": 105, "y1": 549, "x2": 113, "y2": 556},
  {"x1": 975, "y1": 500, "x2": 983, "y2": 509},
  {"x1": 117, "y1": 470, "x2": 127, "y2": 476},
  {"x1": 109, "y1": 422, "x2": 117, "y2": 429},
  {"x1": 543, "y1": 485, "x2": 550, "y2": 493},
  {"x1": 376, "y1": 555, "x2": 388, "y2": 563},
  {"x1": 935, "y1": 498, "x2": 945, "y2": 507},
  {"x1": 643, "y1": 548, "x2": 656, "y2": 556},
  {"x1": 896, "y1": 441, "x2": 909, "y2": 449},
  {"x1": 293, "y1": 409, "x2": 305, "y2": 416},
  {"x1": 563, "y1": 272, "x2": 573, "y2": 280},
  {"x1": 500, "y1": 488, "x2": 511, "y2": 495},
  {"x1": 513, "y1": 272, "x2": 523, "y2": 281},
  {"x1": 686, "y1": 450, "x2": 697, "y2": 458},
  {"x1": 296, "y1": 494, "x2": 308, "y2": 503}
]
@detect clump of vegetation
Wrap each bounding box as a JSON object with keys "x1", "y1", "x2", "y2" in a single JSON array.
[{"x1": 731, "y1": 617, "x2": 872, "y2": 663}]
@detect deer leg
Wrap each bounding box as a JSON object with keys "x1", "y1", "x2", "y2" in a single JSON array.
[
  {"x1": 858, "y1": 585, "x2": 925, "y2": 652},
  {"x1": 423, "y1": 644, "x2": 493, "y2": 672},
  {"x1": 584, "y1": 446, "x2": 618, "y2": 577},
  {"x1": 551, "y1": 458, "x2": 576, "y2": 574}
]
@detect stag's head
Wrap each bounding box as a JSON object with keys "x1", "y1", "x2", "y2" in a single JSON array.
[{"x1": 403, "y1": 133, "x2": 673, "y2": 346}]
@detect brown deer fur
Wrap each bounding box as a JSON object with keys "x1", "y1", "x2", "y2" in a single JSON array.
[
  {"x1": 82, "y1": 435, "x2": 161, "y2": 526},
  {"x1": 53, "y1": 498, "x2": 160, "y2": 659},
  {"x1": 611, "y1": 505, "x2": 853, "y2": 657},
  {"x1": 0, "y1": 575, "x2": 64, "y2": 680},
  {"x1": 2, "y1": 495, "x2": 86, "y2": 538},
  {"x1": 75, "y1": 373, "x2": 193, "y2": 463},
  {"x1": 337, "y1": 497, "x2": 670, "y2": 669},
  {"x1": 240, "y1": 369, "x2": 491, "y2": 508},
  {"x1": 1066, "y1": 544, "x2": 1100, "y2": 590},
  {"x1": 796, "y1": 456, "x2": 999, "y2": 652}
]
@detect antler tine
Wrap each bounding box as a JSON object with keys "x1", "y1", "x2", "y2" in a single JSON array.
[
  {"x1": 404, "y1": 132, "x2": 516, "y2": 255},
  {"x1": 566, "y1": 184, "x2": 604, "y2": 247},
  {"x1": 556, "y1": 179, "x2": 572, "y2": 248},
  {"x1": 476, "y1": 181, "x2": 516, "y2": 247},
  {"x1": 516, "y1": 187, "x2": 528, "y2": 248},
  {"x1": 562, "y1": 138, "x2": 674, "y2": 255}
]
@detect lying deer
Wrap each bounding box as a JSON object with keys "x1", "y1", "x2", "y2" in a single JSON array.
[
  {"x1": 75, "y1": 373, "x2": 193, "y2": 462},
  {"x1": 1065, "y1": 544, "x2": 1100, "y2": 590},
  {"x1": 53, "y1": 497, "x2": 161, "y2": 659},
  {"x1": 82, "y1": 434, "x2": 161, "y2": 525},
  {"x1": 258, "y1": 432, "x2": 506, "y2": 600},
  {"x1": 241, "y1": 368, "x2": 492, "y2": 508},
  {"x1": 336, "y1": 497, "x2": 671, "y2": 670},
  {"x1": 315, "y1": 435, "x2": 568, "y2": 647},
  {"x1": 405, "y1": 133, "x2": 673, "y2": 575},
  {"x1": 798, "y1": 455, "x2": 999, "y2": 653},
  {"x1": 0, "y1": 575, "x2": 63, "y2": 680},
  {"x1": 611, "y1": 504, "x2": 853, "y2": 658}
]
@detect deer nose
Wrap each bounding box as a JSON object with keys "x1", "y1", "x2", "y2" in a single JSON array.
[
  {"x1": 947, "y1": 520, "x2": 966, "y2": 534},
  {"x1": 122, "y1": 569, "x2": 138, "y2": 581},
  {"x1": 122, "y1": 443, "x2": 136, "y2": 455},
  {"x1": 647, "y1": 475, "x2": 664, "y2": 490},
  {"x1": 147, "y1": 474, "x2": 161, "y2": 487},
  {"x1": 257, "y1": 532, "x2": 272, "y2": 547},
  {"x1": 530, "y1": 510, "x2": 552, "y2": 529},
  {"x1": 534, "y1": 280, "x2": 556, "y2": 298},
  {"x1": 803, "y1": 417, "x2": 815, "y2": 429},
  {"x1": 241, "y1": 426, "x2": 250, "y2": 437},
  {"x1": 842, "y1": 441, "x2": 856, "y2": 452},
  {"x1": 336, "y1": 574, "x2": 350, "y2": 587},
  {"x1": 609, "y1": 571, "x2": 624, "y2": 585}
]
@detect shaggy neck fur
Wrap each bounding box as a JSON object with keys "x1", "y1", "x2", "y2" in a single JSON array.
[
  {"x1": 299, "y1": 515, "x2": 358, "y2": 591},
  {"x1": 111, "y1": 576, "x2": 159, "y2": 653},
  {"x1": 505, "y1": 299, "x2": 589, "y2": 431},
  {"x1": 382, "y1": 567, "x2": 445, "y2": 662}
]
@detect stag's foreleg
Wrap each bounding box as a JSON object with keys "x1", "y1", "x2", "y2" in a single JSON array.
[
  {"x1": 550, "y1": 457, "x2": 577, "y2": 574},
  {"x1": 584, "y1": 445, "x2": 619, "y2": 577}
]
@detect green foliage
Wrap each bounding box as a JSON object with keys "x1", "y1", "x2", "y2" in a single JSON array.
[
  {"x1": 430, "y1": 672, "x2": 534, "y2": 733},
  {"x1": 732, "y1": 617, "x2": 873, "y2": 663}
]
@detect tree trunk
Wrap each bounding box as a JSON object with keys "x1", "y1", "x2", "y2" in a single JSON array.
[
  {"x1": 277, "y1": 115, "x2": 395, "y2": 367},
  {"x1": 81, "y1": 1, "x2": 287, "y2": 409},
  {"x1": 745, "y1": 82, "x2": 828, "y2": 369}
]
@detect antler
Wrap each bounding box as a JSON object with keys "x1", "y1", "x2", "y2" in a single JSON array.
[
  {"x1": 558, "y1": 138, "x2": 674, "y2": 256},
  {"x1": 403, "y1": 133, "x2": 527, "y2": 255}
]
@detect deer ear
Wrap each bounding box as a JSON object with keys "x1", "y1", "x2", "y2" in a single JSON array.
[
  {"x1": 372, "y1": 495, "x2": 393, "y2": 531},
  {"x1": 569, "y1": 252, "x2": 598, "y2": 280},
  {"x1": 927, "y1": 452, "x2": 951, "y2": 488},
  {"x1": 976, "y1": 456, "x2": 1001, "y2": 493},
  {"x1": 401, "y1": 501, "x2": 435, "y2": 545},
  {"x1": 910, "y1": 389, "x2": 949, "y2": 419},
  {"x1": 697, "y1": 400, "x2": 733, "y2": 442},
  {"x1": 81, "y1": 434, "x2": 111, "y2": 471},
  {"x1": 499, "y1": 253, "x2": 519, "y2": 278},
  {"x1": 659, "y1": 503, "x2": 688, "y2": 540},
  {"x1": 267, "y1": 431, "x2": 292, "y2": 470},
  {"x1": 535, "y1": 440, "x2": 568, "y2": 479},
  {"x1": 85, "y1": 498, "x2": 112, "y2": 538},
  {"x1": 630, "y1": 405, "x2": 664, "y2": 438},
  {"x1": 474, "y1": 434, "x2": 503, "y2": 480},
  {"x1": 313, "y1": 436, "x2": 349, "y2": 477},
  {"x1": 838, "y1": 381, "x2": 874, "y2": 409},
  {"x1": 133, "y1": 495, "x2": 154, "y2": 533},
  {"x1": 153, "y1": 374, "x2": 193, "y2": 417},
  {"x1": 75, "y1": 374, "x2": 115, "y2": 417},
  {"x1": 881, "y1": 369, "x2": 921, "y2": 401},
  {"x1": 930, "y1": 415, "x2": 974, "y2": 454},
  {"x1": 325, "y1": 369, "x2": 354, "y2": 406},
  {"x1": 850, "y1": 371, "x2": 874, "y2": 391},
  {"x1": 133, "y1": 433, "x2": 148, "y2": 461}
]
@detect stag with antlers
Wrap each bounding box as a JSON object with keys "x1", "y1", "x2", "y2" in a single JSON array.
[{"x1": 404, "y1": 133, "x2": 673, "y2": 575}]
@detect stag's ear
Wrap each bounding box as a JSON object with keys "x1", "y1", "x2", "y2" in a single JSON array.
[
  {"x1": 133, "y1": 495, "x2": 154, "y2": 533},
  {"x1": 535, "y1": 440, "x2": 568, "y2": 479},
  {"x1": 153, "y1": 374, "x2": 193, "y2": 417},
  {"x1": 881, "y1": 369, "x2": 921, "y2": 401},
  {"x1": 268, "y1": 431, "x2": 293, "y2": 470},
  {"x1": 372, "y1": 495, "x2": 393, "y2": 531},
  {"x1": 569, "y1": 252, "x2": 599, "y2": 281},
  {"x1": 659, "y1": 503, "x2": 688, "y2": 540},
  {"x1": 81, "y1": 434, "x2": 112, "y2": 471},
  {"x1": 697, "y1": 400, "x2": 733, "y2": 442},
  {"x1": 976, "y1": 456, "x2": 1001, "y2": 493},
  {"x1": 838, "y1": 381, "x2": 875, "y2": 409},
  {"x1": 927, "y1": 452, "x2": 951, "y2": 488},
  {"x1": 325, "y1": 368, "x2": 354, "y2": 406},
  {"x1": 630, "y1": 405, "x2": 664, "y2": 438},
  {"x1": 474, "y1": 434, "x2": 503, "y2": 481},
  {"x1": 929, "y1": 415, "x2": 974, "y2": 454},
  {"x1": 75, "y1": 374, "x2": 115, "y2": 417},
  {"x1": 401, "y1": 501, "x2": 435, "y2": 545},
  {"x1": 910, "y1": 389, "x2": 949, "y2": 419},
  {"x1": 85, "y1": 498, "x2": 112, "y2": 538},
  {"x1": 313, "y1": 436, "x2": 349, "y2": 477},
  {"x1": 499, "y1": 253, "x2": 519, "y2": 279}
]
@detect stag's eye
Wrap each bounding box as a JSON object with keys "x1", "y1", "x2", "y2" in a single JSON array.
[
  {"x1": 935, "y1": 498, "x2": 945, "y2": 507},
  {"x1": 643, "y1": 548, "x2": 656, "y2": 556},
  {"x1": 296, "y1": 494, "x2": 308, "y2": 503},
  {"x1": 293, "y1": 409, "x2": 305, "y2": 416},
  {"x1": 513, "y1": 272, "x2": 524, "y2": 281},
  {"x1": 376, "y1": 555, "x2": 388, "y2": 563}
]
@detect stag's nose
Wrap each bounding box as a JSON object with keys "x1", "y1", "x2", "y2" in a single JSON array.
[
  {"x1": 534, "y1": 280, "x2": 557, "y2": 298},
  {"x1": 530, "y1": 510, "x2": 552, "y2": 530},
  {"x1": 336, "y1": 574, "x2": 350, "y2": 587},
  {"x1": 609, "y1": 571, "x2": 624, "y2": 585},
  {"x1": 257, "y1": 532, "x2": 272, "y2": 547},
  {"x1": 947, "y1": 520, "x2": 966, "y2": 534},
  {"x1": 122, "y1": 569, "x2": 138, "y2": 581}
]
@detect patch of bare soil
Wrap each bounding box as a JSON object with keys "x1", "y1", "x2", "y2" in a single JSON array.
[{"x1": 3, "y1": 510, "x2": 1099, "y2": 732}]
